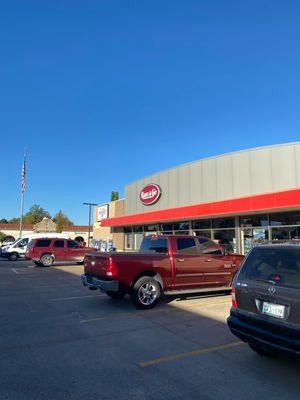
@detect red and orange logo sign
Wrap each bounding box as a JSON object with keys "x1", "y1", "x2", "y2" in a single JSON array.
[{"x1": 140, "y1": 184, "x2": 161, "y2": 205}]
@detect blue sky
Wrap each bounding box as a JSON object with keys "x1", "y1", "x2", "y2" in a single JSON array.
[{"x1": 1, "y1": 0, "x2": 300, "y2": 224}]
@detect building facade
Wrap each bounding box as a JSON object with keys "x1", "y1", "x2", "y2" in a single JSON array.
[
  {"x1": 93, "y1": 199, "x2": 125, "y2": 250},
  {"x1": 102, "y1": 142, "x2": 300, "y2": 254}
]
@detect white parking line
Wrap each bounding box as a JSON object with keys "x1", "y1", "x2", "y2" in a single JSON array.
[
  {"x1": 11, "y1": 268, "x2": 19, "y2": 274},
  {"x1": 50, "y1": 295, "x2": 100, "y2": 301}
]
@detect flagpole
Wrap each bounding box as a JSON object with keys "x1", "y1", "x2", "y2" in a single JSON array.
[{"x1": 19, "y1": 148, "x2": 27, "y2": 238}]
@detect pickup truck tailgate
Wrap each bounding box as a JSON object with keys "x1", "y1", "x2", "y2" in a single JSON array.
[{"x1": 84, "y1": 253, "x2": 111, "y2": 278}]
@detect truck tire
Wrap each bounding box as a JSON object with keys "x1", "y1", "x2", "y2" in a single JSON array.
[
  {"x1": 40, "y1": 254, "x2": 54, "y2": 267},
  {"x1": 9, "y1": 252, "x2": 18, "y2": 261},
  {"x1": 130, "y1": 276, "x2": 161, "y2": 309},
  {"x1": 106, "y1": 291, "x2": 126, "y2": 299}
]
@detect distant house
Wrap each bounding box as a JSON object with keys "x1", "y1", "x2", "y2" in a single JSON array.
[
  {"x1": 34, "y1": 217, "x2": 57, "y2": 233},
  {"x1": 0, "y1": 218, "x2": 90, "y2": 244}
]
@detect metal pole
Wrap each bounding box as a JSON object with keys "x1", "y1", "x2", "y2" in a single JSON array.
[
  {"x1": 19, "y1": 191, "x2": 24, "y2": 238},
  {"x1": 83, "y1": 202, "x2": 97, "y2": 247},
  {"x1": 88, "y1": 204, "x2": 91, "y2": 247},
  {"x1": 19, "y1": 148, "x2": 26, "y2": 238}
]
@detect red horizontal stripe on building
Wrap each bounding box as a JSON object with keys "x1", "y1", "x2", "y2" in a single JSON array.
[{"x1": 101, "y1": 187, "x2": 300, "y2": 227}]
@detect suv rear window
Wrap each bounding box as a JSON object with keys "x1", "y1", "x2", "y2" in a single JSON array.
[
  {"x1": 140, "y1": 237, "x2": 168, "y2": 254},
  {"x1": 36, "y1": 239, "x2": 51, "y2": 247},
  {"x1": 238, "y1": 247, "x2": 300, "y2": 289}
]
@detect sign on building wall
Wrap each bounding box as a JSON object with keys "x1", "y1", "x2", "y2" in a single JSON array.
[
  {"x1": 97, "y1": 204, "x2": 109, "y2": 221},
  {"x1": 140, "y1": 184, "x2": 161, "y2": 205}
]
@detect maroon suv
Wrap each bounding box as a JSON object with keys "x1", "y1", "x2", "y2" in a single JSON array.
[{"x1": 26, "y1": 238, "x2": 96, "y2": 267}]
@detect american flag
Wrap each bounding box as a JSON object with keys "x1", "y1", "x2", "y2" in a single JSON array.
[{"x1": 21, "y1": 156, "x2": 26, "y2": 193}]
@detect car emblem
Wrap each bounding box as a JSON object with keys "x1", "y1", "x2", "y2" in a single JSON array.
[{"x1": 268, "y1": 286, "x2": 276, "y2": 295}]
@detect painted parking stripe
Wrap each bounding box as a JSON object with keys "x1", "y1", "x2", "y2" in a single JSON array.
[
  {"x1": 139, "y1": 341, "x2": 244, "y2": 368},
  {"x1": 50, "y1": 295, "x2": 101, "y2": 301}
]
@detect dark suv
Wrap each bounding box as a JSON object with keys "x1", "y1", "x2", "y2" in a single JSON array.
[{"x1": 228, "y1": 244, "x2": 300, "y2": 359}]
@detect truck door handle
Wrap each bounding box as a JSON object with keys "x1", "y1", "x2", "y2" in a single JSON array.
[
  {"x1": 177, "y1": 259, "x2": 185, "y2": 262},
  {"x1": 205, "y1": 259, "x2": 213, "y2": 262}
]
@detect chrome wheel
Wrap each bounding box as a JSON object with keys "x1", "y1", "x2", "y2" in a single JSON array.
[
  {"x1": 41, "y1": 255, "x2": 53, "y2": 267},
  {"x1": 138, "y1": 282, "x2": 157, "y2": 306}
]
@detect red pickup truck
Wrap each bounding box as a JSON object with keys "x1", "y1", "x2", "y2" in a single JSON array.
[
  {"x1": 26, "y1": 238, "x2": 96, "y2": 267},
  {"x1": 82, "y1": 235, "x2": 244, "y2": 309}
]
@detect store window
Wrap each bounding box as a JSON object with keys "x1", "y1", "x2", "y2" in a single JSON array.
[
  {"x1": 144, "y1": 224, "x2": 158, "y2": 232},
  {"x1": 174, "y1": 221, "x2": 189, "y2": 231},
  {"x1": 270, "y1": 211, "x2": 300, "y2": 226},
  {"x1": 241, "y1": 228, "x2": 269, "y2": 254},
  {"x1": 133, "y1": 225, "x2": 143, "y2": 233},
  {"x1": 192, "y1": 219, "x2": 211, "y2": 230},
  {"x1": 174, "y1": 221, "x2": 190, "y2": 235},
  {"x1": 271, "y1": 226, "x2": 300, "y2": 241},
  {"x1": 214, "y1": 230, "x2": 236, "y2": 253},
  {"x1": 159, "y1": 223, "x2": 173, "y2": 232},
  {"x1": 240, "y1": 214, "x2": 268, "y2": 227},
  {"x1": 212, "y1": 217, "x2": 235, "y2": 229},
  {"x1": 125, "y1": 234, "x2": 133, "y2": 250},
  {"x1": 193, "y1": 230, "x2": 212, "y2": 239}
]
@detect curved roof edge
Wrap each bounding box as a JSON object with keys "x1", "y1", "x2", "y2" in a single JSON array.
[{"x1": 126, "y1": 141, "x2": 300, "y2": 186}]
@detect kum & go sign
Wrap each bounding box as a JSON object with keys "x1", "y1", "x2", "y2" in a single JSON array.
[{"x1": 140, "y1": 184, "x2": 161, "y2": 205}]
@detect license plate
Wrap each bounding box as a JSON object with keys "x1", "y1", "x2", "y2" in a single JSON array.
[{"x1": 262, "y1": 302, "x2": 285, "y2": 319}]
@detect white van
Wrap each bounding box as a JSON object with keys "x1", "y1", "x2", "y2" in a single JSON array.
[{"x1": 1, "y1": 233, "x2": 71, "y2": 261}]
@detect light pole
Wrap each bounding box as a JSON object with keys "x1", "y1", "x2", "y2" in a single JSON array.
[{"x1": 83, "y1": 202, "x2": 97, "y2": 247}]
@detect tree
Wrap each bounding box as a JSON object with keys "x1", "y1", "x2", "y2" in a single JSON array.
[
  {"x1": 23, "y1": 204, "x2": 51, "y2": 224},
  {"x1": 0, "y1": 219, "x2": 8, "y2": 223},
  {"x1": 111, "y1": 191, "x2": 119, "y2": 201},
  {"x1": 0, "y1": 232, "x2": 6, "y2": 243},
  {"x1": 53, "y1": 210, "x2": 74, "y2": 232}
]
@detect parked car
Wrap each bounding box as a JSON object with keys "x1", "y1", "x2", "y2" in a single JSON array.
[
  {"x1": 1, "y1": 233, "x2": 70, "y2": 261},
  {"x1": 227, "y1": 244, "x2": 300, "y2": 359},
  {"x1": 81, "y1": 235, "x2": 244, "y2": 309},
  {"x1": 26, "y1": 238, "x2": 96, "y2": 267}
]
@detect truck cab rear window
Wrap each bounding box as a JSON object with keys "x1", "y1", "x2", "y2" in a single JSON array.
[
  {"x1": 140, "y1": 237, "x2": 168, "y2": 253},
  {"x1": 36, "y1": 239, "x2": 51, "y2": 247},
  {"x1": 177, "y1": 238, "x2": 198, "y2": 254},
  {"x1": 238, "y1": 247, "x2": 300, "y2": 289}
]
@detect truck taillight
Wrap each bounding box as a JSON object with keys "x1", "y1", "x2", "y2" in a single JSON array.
[
  {"x1": 106, "y1": 257, "x2": 117, "y2": 278},
  {"x1": 31, "y1": 246, "x2": 35, "y2": 253},
  {"x1": 231, "y1": 287, "x2": 238, "y2": 308}
]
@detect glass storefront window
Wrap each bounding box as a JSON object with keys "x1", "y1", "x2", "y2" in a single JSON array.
[
  {"x1": 240, "y1": 214, "x2": 268, "y2": 227},
  {"x1": 193, "y1": 230, "x2": 212, "y2": 239},
  {"x1": 213, "y1": 229, "x2": 236, "y2": 253},
  {"x1": 212, "y1": 218, "x2": 235, "y2": 229},
  {"x1": 125, "y1": 234, "x2": 133, "y2": 249},
  {"x1": 159, "y1": 223, "x2": 173, "y2": 232},
  {"x1": 174, "y1": 231, "x2": 189, "y2": 235},
  {"x1": 241, "y1": 228, "x2": 269, "y2": 254},
  {"x1": 124, "y1": 226, "x2": 132, "y2": 233},
  {"x1": 133, "y1": 225, "x2": 143, "y2": 233},
  {"x1": 270, "y1": 211, "x2": 300, "y2": 226},
  {"x1": 192, "y1": 219, "x2": 211, "y2": 229},
  {"x1": 144, "y1": 224, "x2": 158, "y2": 232},
  {"x1": 174, "y1": 221, "x2": 189, "y2": 231},
  {"x1": 271, "y1": 226, "x2": 300, "y2": 241}
]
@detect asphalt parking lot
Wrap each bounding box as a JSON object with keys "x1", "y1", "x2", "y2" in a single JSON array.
[{"x1": 1, "y1": 259, "x2": 300, "y2": 400}]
